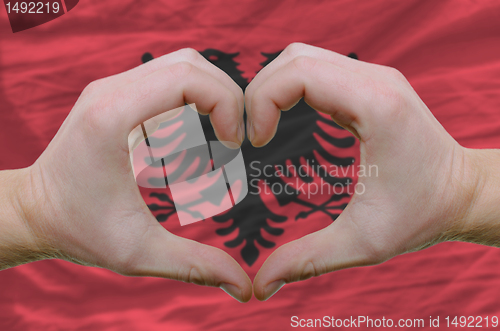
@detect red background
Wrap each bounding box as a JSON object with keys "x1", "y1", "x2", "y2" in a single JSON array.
[{"x1": 1, "y1": 1, "x2": 500, "y2": 330}]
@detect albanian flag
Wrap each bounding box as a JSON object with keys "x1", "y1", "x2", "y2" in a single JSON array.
[{"x1": 1, "y1": 1, "x2": 500, "y2": 330}]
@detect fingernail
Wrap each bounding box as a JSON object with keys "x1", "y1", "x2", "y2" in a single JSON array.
[
  {"x1": 263, "y1": 280, "x2": 285, "y2": 301},
  {"x1": 237, "y1": 120, "x2": 245, "y2": 144},
  {"x1": 247, "y1": 119, "x2": 255, "y2": 143},
  {"x1": 220, "y1": 283, "x2": 243, "y2": 303}
]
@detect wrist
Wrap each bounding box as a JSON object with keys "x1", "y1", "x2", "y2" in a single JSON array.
[
  {"x1": 448, "y1": 148, "x2": 500, "y2": 246},
  {"x1": 0, "y1": 167, "x2": 50, "y2": 269}
]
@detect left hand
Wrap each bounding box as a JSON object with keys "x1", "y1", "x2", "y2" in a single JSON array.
[{"x1": 7, "y1": 48, "x2": 252, "y2": 302}]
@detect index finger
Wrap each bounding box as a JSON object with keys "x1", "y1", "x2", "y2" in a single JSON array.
[
  {"x1": 245, "y1": 43, "x2": 373, "y2": 112},
  {"x1": 119, "y1": 48, "x2": 245, "y2": 115},
  {"x1": 82, "y1": 61, "x2": 244, "y2": 148},
  {"x1": 246, "y1": 55, "x2": 373, "y2": 147}
]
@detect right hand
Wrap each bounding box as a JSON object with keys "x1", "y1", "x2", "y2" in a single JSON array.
[{"x1": 246, "y1": 43, "x2": 482, "y2": 301}]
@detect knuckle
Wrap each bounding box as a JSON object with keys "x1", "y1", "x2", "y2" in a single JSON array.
[
  {"x1": 177, "y1": 47, "x2": 200, "y2": 62},
  {"x1": 292, "y1": 55, "x2": 317, "y2": 72},
  {"x1": 368, "y1": 80, "x2": 407, "y2": 118},
  {"x1": 382, "y1": 66, "x2": 407, "y2": 83},
  {"x1": 390, "y1": 68, "x2": 406, "y2": 83},
  {"x1": 187, "y1": 266, "x2": 204, "y2": 285},
  {"x1": 299, "y1": 260, "x2": 320, "y2": 281},
  {"x1": 285, "y1": 42, "x2": 307, "y2": 57},
  {"x1": 82, "y1": 92, "x2": 116, "y2": 133},
  {"x1": 177, "y1": 266, "x2": 205, "y2": 285},
  {"x1": 81, "y1": 79, "x2": 105, "y2": 98},
  {"x1": 168, "y1": 61, "x2": 194, "y2": 79}
]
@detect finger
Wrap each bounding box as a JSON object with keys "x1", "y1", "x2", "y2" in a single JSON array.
[
  {"x1": 98, "y1": 62, "x2": 243, "y2": 146},
  {"x1": 246, "y1": 43, "x2": 373, "y2": 111},
  {"x1": 112, "y1": 48, "x2": 244, "y2": 116},
  {"x1": 123, "y1": 222, "x2": 252, "y2": 302},
  {"x1": 253, "y1": 213, "x2": 372, "y2": 301},
  {"x1": 247, "y1": 56, "x2": 372, "y2": 146}
]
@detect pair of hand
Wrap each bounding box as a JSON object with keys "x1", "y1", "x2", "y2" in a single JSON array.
[{"x1": 12, "y1": 43, "x2": 481, "y2": 302}]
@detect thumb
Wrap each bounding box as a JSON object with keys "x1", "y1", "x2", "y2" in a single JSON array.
[
  {"x1": 253, "y1": 212, "x2": 374, "y2": 301},
  {"x1": 121, "y1": 222, "x2": 253, "y2": 303}
]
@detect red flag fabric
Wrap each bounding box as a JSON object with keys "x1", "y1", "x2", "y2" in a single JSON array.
[{"x1": 1, "y1": 1, "x2": 500, "y2": 330}]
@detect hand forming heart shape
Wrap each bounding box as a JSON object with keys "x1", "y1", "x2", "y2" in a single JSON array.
[{"x1": 5, "y1": 43, "x2": 486, "y2": 303}]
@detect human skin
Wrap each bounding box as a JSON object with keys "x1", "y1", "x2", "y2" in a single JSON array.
[
  {"x1": 1, "y1": 43, "x2": 499, "y2": 304},
  {"x1": 0, "y1": 48, "x2": 252, "y2": 303},
  {"x1": 245, "y1": 42, "x2": 500, "y2": 300}
]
